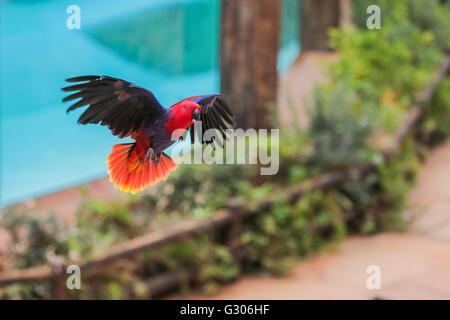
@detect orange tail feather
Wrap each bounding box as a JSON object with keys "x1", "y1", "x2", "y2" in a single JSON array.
[{"x1": 106, "y1": 143, "x2": 178, "y2": 194}]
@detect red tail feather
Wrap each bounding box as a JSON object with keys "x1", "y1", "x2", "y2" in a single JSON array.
[{"x1": 106, "y1": 143, "x2": 178, "y2": 193}]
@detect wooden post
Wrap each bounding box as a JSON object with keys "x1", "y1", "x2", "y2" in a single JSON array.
[
  {"x1": 300, "y1": 0, "x2": 341, "y2": 51},
  {"x1": 51, "y1": 263, "x2": 67, "y2": 300},
  {"x1": 220, "y1": 0, "x2": 281, "y2": 129}
]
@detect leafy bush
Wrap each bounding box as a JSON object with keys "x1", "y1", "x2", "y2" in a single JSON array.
[
  {"x1": 307, "y1": 83, "x2": 375, "y2": 170},
  {"x1": 351, "y1": 0, "x2": 450, "y2": 51},
  {"x1": 242, "y1": 192, "x2": 346, "y2": 275},
  {"x1": 330, "y1": 5, "x2": 444, "y2": 132},
  {"x1": 424, "y1": 78, "x2": 450, "y2": 142}
]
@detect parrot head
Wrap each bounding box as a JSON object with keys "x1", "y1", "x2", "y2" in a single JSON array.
[{"x1": 165, "y1": 100, "x2": 202, "y2": 135}]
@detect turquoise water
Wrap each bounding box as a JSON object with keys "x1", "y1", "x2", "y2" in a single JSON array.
[{"x1": 0, "y1": 0, "x2": 299, "y2": 206}]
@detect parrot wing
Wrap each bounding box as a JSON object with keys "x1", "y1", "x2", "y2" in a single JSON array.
[
  {"x1": 62, "y1": 75, "x2": 165, "y2": 138},
  {"x1": 185, "y1": 95, "x2": 235, "y2": 148}
]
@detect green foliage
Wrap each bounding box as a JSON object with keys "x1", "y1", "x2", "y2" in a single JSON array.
[
  {"x1": 0, "y1": 211, "x2": 70, "y2": 268},
  {"x1": 155, "y1": 236, "x2": 239, "y2": 294},
  {"x1": 331, "y1": 0, "x2": 448, "y2": 134},
  {"x1": 307, "y1": 83, "x2": 375, "y2": 170},
  {"x1": 139, "y1": 162, "x2": 254, "y2": 218},
  {"x1": 376, "y1": 139, "x2": 421, "y2": 231},
  {"x1": 424, "y1": 78, "x2": 450, "y2": 141},
  {"x1": 304, "y1": 0, "x2": 449, "y2": 234},
  {"x1": 351, "y1": 0, "x2": 450, "y2": 51},
  {"x1": 242, "y1": 192, "x2": 346, "y2": 275},
  {"x1": 0, "y1": 282, "x2": 53, "y2": 300},
  {"x1": 72, "y1": 199, "x2": 147, "y2": 258}
]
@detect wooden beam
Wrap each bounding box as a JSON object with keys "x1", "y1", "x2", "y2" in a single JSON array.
[
  {"x1": 300, "y1": 0, "x2": 341, "y2": 51},
  {"x1": 220, "y1": 0, "x2": 281, "y2": 129}
]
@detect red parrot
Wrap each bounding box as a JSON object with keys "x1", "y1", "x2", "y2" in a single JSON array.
[{"x1": 62, "y1": 75, "x2": 234, "y2": 193}]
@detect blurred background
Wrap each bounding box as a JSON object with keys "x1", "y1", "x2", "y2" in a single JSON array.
[
  {"x1": 1, "y1": 0, "x2": 450, "y2": 300},
  {"x1": 0, "y1": 0, "x2": 299, "y2": 206}
]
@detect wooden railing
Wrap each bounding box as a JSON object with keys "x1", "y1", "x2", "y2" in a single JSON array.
[{"x1": 1, "y1": 55, "x2": 449, "y2": 299}]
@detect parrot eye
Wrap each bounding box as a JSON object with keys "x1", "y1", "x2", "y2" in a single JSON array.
[{"x1": 185, "y1": 107, "x2": 189, "y2": 111}]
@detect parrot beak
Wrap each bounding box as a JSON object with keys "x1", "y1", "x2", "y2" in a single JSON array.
[{"x1": 192, "y1": 108, "x2": 201, "y2": 122}]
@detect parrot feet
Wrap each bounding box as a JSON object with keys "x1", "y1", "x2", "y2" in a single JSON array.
[{"x1": 144, "y1": 148, "x2": 162, "y2": 167}]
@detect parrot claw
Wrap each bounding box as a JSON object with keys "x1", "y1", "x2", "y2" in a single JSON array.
[
  {"x1": 144, "y1": 148, "x2": 162, "y2": 167},
  {"x1": 145, "y1": 148, "x2": 156, "y2": 163},
  {"x1": 155, "y1": 153, "x2": 162, "y2": 168}
]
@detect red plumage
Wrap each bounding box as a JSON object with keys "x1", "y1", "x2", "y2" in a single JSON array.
[{"x1": 62, "y1": 75, "x2": 234, "y2": 193}]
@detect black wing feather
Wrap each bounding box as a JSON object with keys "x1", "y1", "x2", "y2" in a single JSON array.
[
  {"x1": 62, "y1": 75, "x2": 165, "y2": 138},
  {"x1": 187, "y1": 95, "x2": 234, "y2": 147}
]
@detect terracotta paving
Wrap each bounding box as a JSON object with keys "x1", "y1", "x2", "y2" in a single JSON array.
[
  {"x1": 181, "y1": 140, "x2": 450, "y2": 300},
  {"x1": 277, "y1": 51, "x2": 338, "y2": 128}
]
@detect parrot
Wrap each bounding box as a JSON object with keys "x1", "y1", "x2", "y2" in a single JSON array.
[{"x1": 62, "y1": 75, "x2": 234, "y2": 194}]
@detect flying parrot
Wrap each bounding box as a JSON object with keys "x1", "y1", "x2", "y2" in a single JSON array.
[{"x1": 62, "y1": 75, "x2": 234, "y2": 193}]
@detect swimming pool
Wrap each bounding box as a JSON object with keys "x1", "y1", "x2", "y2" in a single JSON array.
[{"x1": 0, "y1": 0, "x2": 299, "y2": 206}]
